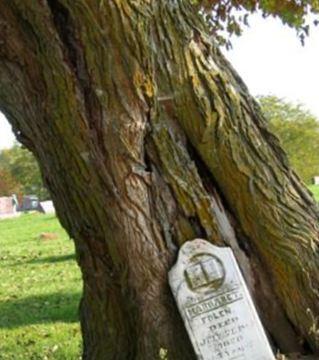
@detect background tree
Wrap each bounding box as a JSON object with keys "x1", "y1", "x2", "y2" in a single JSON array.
[
  {"x1": 0, "y1": 1, "x2": 319, "y2": 359},
  {"x1": 0, "y1": 145, "x2": 49, "y2": 200},
  {"x1": 259, "y1": 95, "x2": 319, "y2": 184},
  {"x1": 0, "y1": 168, "x2": 21, "y2": 197}
]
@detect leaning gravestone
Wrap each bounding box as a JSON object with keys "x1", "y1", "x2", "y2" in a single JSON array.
[
  {"x1": 169, "y1": 239, "x2": 275, "y2": 360},
  {"x1": 39, "y1": 200, "x2": 55, "y2": 215}
]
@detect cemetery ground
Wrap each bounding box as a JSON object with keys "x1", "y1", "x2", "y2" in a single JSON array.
[
  {"x1": 309, "y1": 184, "x2": 319, "y2": 202},
  {"x1": 0, "y1": 186, "x2": 318, "y2": 360},
  {"x1": 0, "y1": 213, "x2": 82, "y2": 359}
]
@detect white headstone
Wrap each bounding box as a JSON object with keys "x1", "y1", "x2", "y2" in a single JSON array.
[
  {"x1": 169, "y1": 239, "x2": 275, "y2": 360},
  {"x1": 0, "y1": 196, "x2": 20, "y2": 219},
  {"x1": 39, "y1": 201, "x2": 55, "y2": 215},
  {"x1": 313, "y1": 176, "x2": 319, "y2": 185}
]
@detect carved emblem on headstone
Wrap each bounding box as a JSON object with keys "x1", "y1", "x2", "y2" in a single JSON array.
[
  {"x1": 169, "y1": 239, "x2": 275, "y2": 360},
  {"x1": 184, "y1": 254, "x2": 225, "y2": 292}
]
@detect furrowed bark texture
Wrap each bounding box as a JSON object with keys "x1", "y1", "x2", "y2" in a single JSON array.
[{"x1": 0, "y1": 1, "x2": 318, "y2": 359}]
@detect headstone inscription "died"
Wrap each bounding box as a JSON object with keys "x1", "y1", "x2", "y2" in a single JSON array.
[{"x1": 169, "y1": 239, "x2": 275, "y2": 360}]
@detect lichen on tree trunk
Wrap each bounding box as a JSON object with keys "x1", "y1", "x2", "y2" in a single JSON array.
[{"x1": 0, "y1": 1, "x2": 318, "y2": 359}]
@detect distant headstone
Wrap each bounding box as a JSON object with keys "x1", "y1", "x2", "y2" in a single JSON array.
[
  {"x1": 12, "y1": 194, "x2": 19, "y2": 212},
  {"x1": 39, "y1": 201, "x2": 55, "y2": 215},
  {"x1": 0, "y1": 196, "x2": 20, "y2": 219},
  {"x1": 313, "y1": 176, "x2": 319, "y2": 185},
  {"x1": 169, "y1": 239, "x2": 275, "y2": 360},
  {"x1": 20, "y1": 195, "x2": 40, "y2": 212}
]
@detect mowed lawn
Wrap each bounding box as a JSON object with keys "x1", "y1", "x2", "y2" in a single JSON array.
[
  {"x1": 0, "y1": 186, "x2": 318, "y2": 359},
  {"x1": 309, "y1": 184, "x2": 319, "y2": 202},
  {"x1": 0, "y1": 213, "x2": 82, "y2": 360}
]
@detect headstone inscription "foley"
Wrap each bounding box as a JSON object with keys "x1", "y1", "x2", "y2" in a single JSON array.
[{"x1": 169, "y1": 239, "x2": 275, "y2": 360}]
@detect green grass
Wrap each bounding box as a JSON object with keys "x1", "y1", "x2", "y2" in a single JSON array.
[
  {"x1": 0, "y1": 213, "x2": 82, "y2": 359},
  {"x1": 1, "y1": 188, "x2": 318, "y2": 359},
  {"x1": 309, "y1": 185, "x2": 319, "y2": 202}
]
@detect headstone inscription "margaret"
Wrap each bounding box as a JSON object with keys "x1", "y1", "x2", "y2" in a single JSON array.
[{"x1": 169, "y1": 239, "x2": 275, "y2": 360}]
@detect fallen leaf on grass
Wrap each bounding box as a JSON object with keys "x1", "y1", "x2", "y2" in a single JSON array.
[{"x1": 39, "y1": 233, "x2": 58, "y2": 241}]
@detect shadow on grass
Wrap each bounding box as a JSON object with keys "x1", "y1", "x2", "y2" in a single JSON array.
[
  {"x1": 27, "y1": 254, "x2": 76, "y2": 265},
  {"x1": 0, "y1": 291, "x2": 81, "y2": 329},
  {"x1": 12, "y1": 254, "x2": 76, "y2": 267}
]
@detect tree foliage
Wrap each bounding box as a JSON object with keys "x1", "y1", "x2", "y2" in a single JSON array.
[
  {"x1": 0, "y1": 168, "x2": 21, "y2": 196},
  {"x1": 0, "y1": 145, "x2": 49, "y2": 200},
  {"x1": 192, "y1": 0, "x2": 319, "y2": 47},
  {"x1": 259, "y1": 95, "x2": 319, "y2": 184}
]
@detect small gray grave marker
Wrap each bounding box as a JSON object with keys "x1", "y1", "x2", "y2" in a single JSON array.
[{"x1": 169, "y1": 239, "x2": 275, "y2": 360}]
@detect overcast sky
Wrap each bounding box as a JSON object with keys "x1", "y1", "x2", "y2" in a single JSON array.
[
  {"x1": 1, "y1": 13, "x2": 319, "y2": 150},
  {"x1": 225, "y1": 14, "x2": 319, "y2": 117}
]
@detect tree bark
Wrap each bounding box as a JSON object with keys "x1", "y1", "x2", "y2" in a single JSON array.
[{"x1": 0, "y1": 1, "x2": 318, "y2": 359}]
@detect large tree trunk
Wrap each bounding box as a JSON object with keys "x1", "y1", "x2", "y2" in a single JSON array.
[{"x1": 0, "y1": 1, "x2": 318, "y2": 358}]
